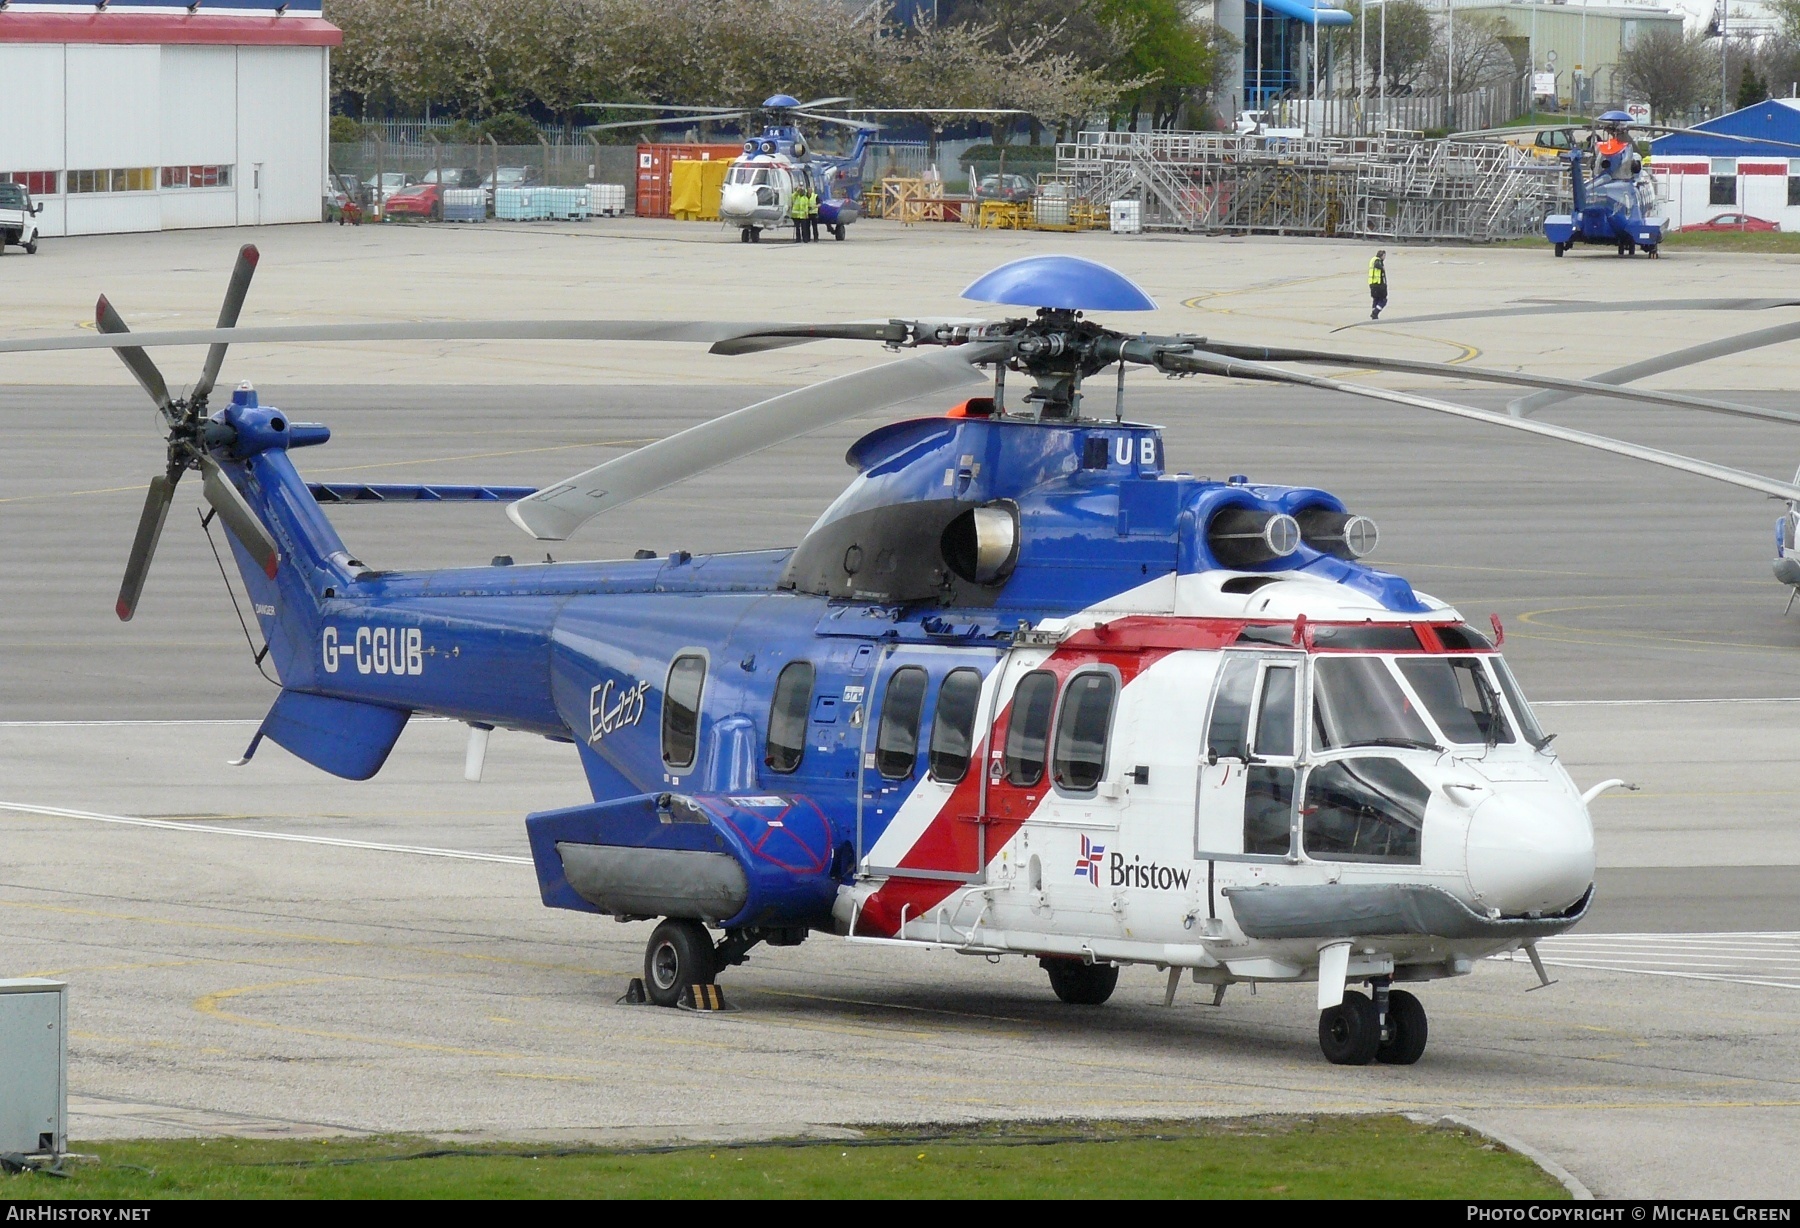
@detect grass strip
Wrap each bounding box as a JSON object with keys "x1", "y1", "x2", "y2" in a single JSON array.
[{"x1": 1, "y1": 1114, "x2": 1565, "y2": 1200}]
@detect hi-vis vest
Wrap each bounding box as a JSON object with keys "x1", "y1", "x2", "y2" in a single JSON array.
[
  {"x1": 1368, "y1": 258, "x2": 1386, "y2": 287},
  {"x1": 791, "y1": 190, "x2": 812, "y2": 219}
]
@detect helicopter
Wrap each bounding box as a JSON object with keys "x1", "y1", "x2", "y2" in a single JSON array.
[
  {"x1": 14, "y1": 251, "x2": 1800, "y2": 1066},
  {"x1": 584, "y1": 94, "x2": 1022, "y2": 242}
]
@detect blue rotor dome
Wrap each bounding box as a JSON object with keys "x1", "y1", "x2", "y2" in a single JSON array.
[
  {"x1": 961, "y1": 256, "x2": 1157, "y2": 312},
  {"x1": 763, "y1": 94, "x2": 801, "y2": 109}
]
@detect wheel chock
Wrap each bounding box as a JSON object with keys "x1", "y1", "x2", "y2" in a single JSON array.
[
  {"x1": 618, "y1": 977, "x2": 649, "y2": 1005},
  {"x1": 676, "y1": 982, "x2": 732, "y2": 1011}
]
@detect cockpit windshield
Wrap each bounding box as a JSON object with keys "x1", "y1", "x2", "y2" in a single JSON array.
[
  {"x1": 728, "y1": 167, "x2": 773, "y2": 186},
  {"x1": 1311, "y1": 654, "x2": 1547, "y2": 752},
  {"x1": 1312, "y1": 656, "x2": 1437, "y2": 751}
]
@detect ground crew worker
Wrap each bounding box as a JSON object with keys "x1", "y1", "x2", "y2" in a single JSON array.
[
  {"x1": 791, "y1": 182, "x2": 813, "y2": 242},
  {"x1": 807, "y1": 185, "x2": 822, "y2": 242},
  {"x1": 1368, "y1": 250, "x2": 1388, "y2": 319}
]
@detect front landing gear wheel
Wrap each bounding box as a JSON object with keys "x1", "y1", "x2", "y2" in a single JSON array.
[
  {"x1": 1376, "y1": 989, "x2": 1428, "y2": 1064},
  {"x1": 1553, "y1": 242, "x2": 1566, "y2": 256},
  {"x1": 1319, "y1": 991, "x2": 1380, "y2": 1064},
  {"x1": 644, "y1": 919, "x2": 717, "y2": 1008},
  {"x1": 1041, "y1": 958, "x2": 1118, "y2": 1005}
]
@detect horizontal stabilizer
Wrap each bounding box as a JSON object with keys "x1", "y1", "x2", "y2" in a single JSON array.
[{"x1": 255, "y1": 690, "x2": 411, "y2": 781}]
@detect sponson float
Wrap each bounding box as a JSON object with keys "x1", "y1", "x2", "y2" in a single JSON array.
[{"x1": 39, "y1": 252, "x2": 1800, "y2": 1063}]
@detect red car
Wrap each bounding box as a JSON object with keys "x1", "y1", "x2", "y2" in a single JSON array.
[
  {"x1": 1684, "y1": 212, "x2": 1779, "y2": 233},
  {"x1": 382, "y1": 182, "x2": 445, "y2": 221}
]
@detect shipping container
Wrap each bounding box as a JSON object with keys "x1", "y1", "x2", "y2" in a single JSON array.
[{"x1": 635, "y1": 144, "x2": 744, "y2": 218}]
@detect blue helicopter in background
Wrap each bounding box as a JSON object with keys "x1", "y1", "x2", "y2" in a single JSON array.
[
  {"x1": 17, "y1": 250, "x2": 1800, "y2": 1065},
  {"x1": 1540, "y1": 110, "x2": 1669, "y2": 257},
  {"x1": 583, "y1": 93, "x2": 1020, "y2": 241}
]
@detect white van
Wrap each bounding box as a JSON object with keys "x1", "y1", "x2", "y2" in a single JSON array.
[{"x1": 0, "y1": 182, "x2": 43, "y2": 255}]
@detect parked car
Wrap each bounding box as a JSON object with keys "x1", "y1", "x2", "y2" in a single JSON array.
[
  {"x1": 0, "y1": 181, "x2": 42, "y2": 255},
  {"x1": 416, "y1": 166, "x2": 483, "y2": 190},
  {"x1": 382, "y1": 182, "x2": 447, "y2": 221},
  {"x1": 369, "y1": 172, "x2": 411, "y2": 210},
  {"x1": 481, "y1": 165, "x2": 540, "y2": 206},
  {"x1": 1683, "y1": 212, "x2": 1779, "y2": 233},
  {"x1": 974, "y1": 173, "x2": 1035, "y2": 202}
]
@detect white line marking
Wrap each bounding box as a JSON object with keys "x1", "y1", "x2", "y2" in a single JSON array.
[
  {"x1": 0, "y1": 717, "x2": 456, "y2": 727},
  {"x1": 1503, "y1": 932, "x2": 1800, "y2": 991},
  {"x1": 0, "y1": 802, "x2": 532, "y2": 866},
  {"x1": 1535, "y1": 697, "x2": 1800, "y2": 707}
]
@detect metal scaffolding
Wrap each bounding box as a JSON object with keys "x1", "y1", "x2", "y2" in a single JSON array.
[{"x1": 1053, "y1": 130, "x2": 1570, "y2": 242}]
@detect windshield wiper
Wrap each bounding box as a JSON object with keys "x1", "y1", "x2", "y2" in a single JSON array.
[{"x1": 1355, "y1": 737, "x2": 1446, "y2": 753}]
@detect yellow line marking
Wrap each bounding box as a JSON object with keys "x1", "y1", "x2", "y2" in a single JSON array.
[{"x1": 1517, "y1": 601, "x2": 1800, "y2": 651}]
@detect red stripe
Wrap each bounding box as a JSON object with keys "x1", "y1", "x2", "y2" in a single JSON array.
[
  {"x1": 858, "y1": 643, "x2": 1176, "y2": 937},
  {"x1": 1740, "y1": 164, "x2": 1790, "y2": 175},
  {"x1": 1654, "y1": 162, "x2": 1709, "y2": 175},
  {"x1": 0, "y1": 13, "x2": 341, "y2": 45}
]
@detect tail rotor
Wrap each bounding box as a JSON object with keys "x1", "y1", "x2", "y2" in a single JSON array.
[{"x1": 104, "y1": 244, "x2": 280, "y2": 621}]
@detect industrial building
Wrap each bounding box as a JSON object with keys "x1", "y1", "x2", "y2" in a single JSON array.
[
  {"x1": 1210, "y1": 0, "x2": 1355, "y2": 118},
  {"x1": 0, "y1": 1, "x2": 340, "y2": 238},
  {"x1": 1459, "y1": 1, "x2": 1685, "y2": 111},
  {"x1": 1650, "y1": 98, "x2": 1800, "y2": 231}
]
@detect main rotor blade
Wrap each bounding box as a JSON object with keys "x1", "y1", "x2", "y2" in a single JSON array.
[
  {"x1": 583, "y1": 114, "x2": 750, "y2": 134},
  {"x1": 0, "y1": 319, "x2": 834, "y2": 355},
  {"x1": 709, "y1": 322, "x2": 909, "y2": 355},
  {"x1": 1637, "y1": 124, "x2": 1800, "y2": 153},
  {"x1": 198, "y1": 455, "x2": 279, "y2": 579},
  {"x1": 191, "y1": 244, "x2": 259, "y2": 407},
  {"x1": 794, "y1": 112, "x2": 883, "y2": 132},
  {"x1": 1338, "y1": 298, "x2": 1800, "y2": 328},
  {"x1": 1163, "y1": 349, "x2": 1800, "y2": 504},
  {"x1": 1201, "y1": 341, "x2": 1800, "y2": 427},
  {"x1": 796, "y1": 96, "x2": 852, "y2": 110},
  {"x1": 508, "y1": 342, "x2": 1004, "y2": 540},
  {"x1": 578, "y1": 102, "x2": 750, "y2": 114},
  {"x1": 94, "y1": 296, "x2": 173, "y2": 416},
  {"x1": 116, "y1": 472, "x2": 180, "y2": 622},
  {"x1": 1512, "y1": 319, "x2": 1800, "y2": 418}
]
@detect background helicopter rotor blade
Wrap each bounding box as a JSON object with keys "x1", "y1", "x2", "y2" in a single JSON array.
[
  {"x1": 116, "y1": 470, "x2": 180, "y2": 622},
  {"x1": 1200, "y1": 341, "x2": 1800, "y2": 426},
  {"x1": 577, "y1": 102, "x2": 749, "y2": 114},
  {"x1": 0, "y1": 319, "x2": 834, "y2": 355},
  {"x1": 1511, "y1": 318, "x2": 1800, "y2": 418},
  {"x1": 1160, "y1": 348, "x2": 1800, "y2": 503},
  {"x1": 191, "y1": 244, "x2": 259, "y2": 408},
  {"x1": 94, "y1": 295, "x2": 174, "y2": 417},
  {"x1": 583, "y1": 113, "x2": 752, "y2": 133},
  {"x1": 793, "y1": 112, "x2": 883, "y2": 131},
  {"x1": 794, "y1": 96, "x2": 852, "y2": 110},
  {"x1": 198, "y1": 455, "x2": 279, "y2": 579},
  {"x1": 508, "y1": 342, "x2": 1004, "y2": 541}
]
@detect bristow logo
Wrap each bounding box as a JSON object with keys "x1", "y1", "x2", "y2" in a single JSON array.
[
  {"x1": 1110, "y1": 854, "x2": 1192, "y2": 891},
  {"x1": 589, "y1": 677, "x2": 650, "y2": 744},
  {"x1": 1075, "y1": 835, "x2": 1106, "y2": 885}
]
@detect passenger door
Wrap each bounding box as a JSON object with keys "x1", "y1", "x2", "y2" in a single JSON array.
[{"x1": 1194, "y1": 651, "x2": 1303, "y2": 860}]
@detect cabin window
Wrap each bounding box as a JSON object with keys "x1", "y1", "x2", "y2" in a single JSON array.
[
  {"x1": 875, "y1": 666, "x2": 929, "y2": 779},
  {"x1": 1206, "y1": 655, "x2": 1258, "y2": 761},
  {"x1": 1243, "y1": 765, "x2": 1295, "y2": 856},
  {"x1": 1002, "y1": 670, "x2": 1057, "y2": 786},
  {"x1": 1710, "y1": 158, "x2": 1737, "y2": 206},
  {"x1": 1052, "y1": 672, "x2": 1117, "y2": 792},
  {"x1": 1253, "y1": 665, "x2": 1297, "y2": 757},
  {"x1": 764, "y1": 660, "x2": 814, "y2": 774},
  {"x1": 1398, "y1": 657, "x2": 1513, "y2": 745},
  {"x1": 928, "y1": 668, "x2": 983, "y2": 783},
  {"x1": 1789, "y1": 160, "x2": 1800, "y2": 207},
  {"x1": 661, "y1": 653, "x2": 707, "y2": 771},
  {"x1": 1302, "y1": 758, "x2": 1427, "y2": 864},
  {"x1": 1312, "y1": 656, "x2": 1435, "y2": 751}
]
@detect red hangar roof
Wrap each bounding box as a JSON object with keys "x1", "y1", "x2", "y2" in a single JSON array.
[{"x1": 0, "y1": 13, "x2": 341, "y2": 46}]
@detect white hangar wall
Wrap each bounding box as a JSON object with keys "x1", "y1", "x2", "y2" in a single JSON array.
[{"x1": 0, "y1": 8, "x2": 337, "y2": 237}]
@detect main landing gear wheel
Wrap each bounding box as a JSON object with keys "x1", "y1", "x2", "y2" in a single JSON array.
[
  {"x1": 644, "y1": 918, "x2": 718, "y2": 1008},
  {"x1": 739, "y1": 227, "x2": 750, "y2": 243},
  {"x1": 1553, "y1": 242, "x2": 1566, "y2": 256},
  {"x1": 1376, "y1": 989, "x2": 1428, "y2": 1065},
  {"x1": 1041, "y1": 958, "x2": 1119, "y2": 1005},
  {"x1": 832, "y1": 223, "x2": 845, "y2": 241},
  {"x1": 1318, "y1": 991, "x2": 1381, "y2": 1064},
  {"x1": 749, "y1": 227, "x2": 762, "y2": 243}
]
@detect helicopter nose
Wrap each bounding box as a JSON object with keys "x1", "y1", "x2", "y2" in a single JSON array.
[
  {"x1": 720, "y1": 185, "x2": 756, "y2": 219},
  {"x1": 1464, "y1": 791, "x2": 1595, "y2": 917}
]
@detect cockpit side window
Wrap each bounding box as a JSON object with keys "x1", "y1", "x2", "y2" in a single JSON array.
[
  {"x1": 1491, "y1": 657, "x2": 1549, "y2": 747},
  {"x1": 1206, "y1": 655, "x2": 1258, "y2": 761},
  {"x1": 1253, "y1": 665, "x2": 1296, "y2": 758},
  {"x1": 1398, "y1": 657, "x2": 1514, "y2": 745},
  {"x1": 1302, "y1": 757, "x2": 1427, "y2": 863}
]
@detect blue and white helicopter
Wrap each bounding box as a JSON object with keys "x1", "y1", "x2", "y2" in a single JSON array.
[
  {"x1": 585, "y1": 94, "x2": 1019, "y2": 242},
  {"x1": 16, "y1": 250, "x2": 1800, "y2": 1065}
]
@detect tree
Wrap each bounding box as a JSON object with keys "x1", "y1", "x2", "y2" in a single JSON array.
[
  {"x1": 1345, "y1": 0, "x2": 1435, "y2": 94},
  {"x1": 1090, "y1": 0, "x2": 1220, "y2": 128},
  {"x1": 1427, "y1": 13, "x2": 1520, "y2": 95},
  {"x1": 1735, "y1": 62, "x2": 1768, "y2": 109},
  {"x1": 1616, "y1": 24, "x2": 1713, "y2": 122}
]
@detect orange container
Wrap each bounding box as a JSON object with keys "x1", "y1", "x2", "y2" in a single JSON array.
[{"x1": 635, "y1": 143, "x2": 744, "y2": 218}]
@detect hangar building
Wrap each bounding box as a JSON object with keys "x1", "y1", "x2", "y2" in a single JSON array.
[
  {"x1": 1651, "y1": 99, "x2": 1800, "y2": 232},
  {"x1": 0, "y1": 1, "x2": 341, "y2": 238}
]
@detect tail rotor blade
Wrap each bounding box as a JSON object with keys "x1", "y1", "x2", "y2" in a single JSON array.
[
  {"x1": 95, "y1": 296, "x2": 173, "y2": 416},
  {"x1": 192, "y1": 244, "x2": 259, "y2": 406},
  {"x1": 198, "y1": 455, "x2": 279, "y2": 578},
  {"x1": 117, "y1": 473, "x2": 179, "y2": 622}
]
